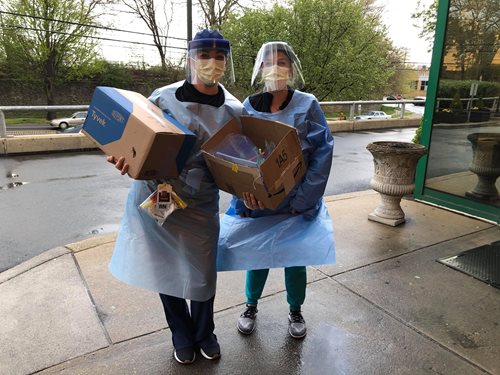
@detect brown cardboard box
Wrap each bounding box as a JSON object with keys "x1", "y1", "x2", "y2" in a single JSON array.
[
  {"x1": 82, "y1": 86, "x2": 196, "y2": 180},
  {"x1": 202, "y1": 115, "x2": 305, "y2": 209}
]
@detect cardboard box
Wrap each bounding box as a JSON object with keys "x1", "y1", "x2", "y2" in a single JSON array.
[
  {"x1": 202, "y1": 116, "x2": 306, "y2": 210},
  {"x1": 83, "y1": 86, "x2": 196, "y2": 179}
]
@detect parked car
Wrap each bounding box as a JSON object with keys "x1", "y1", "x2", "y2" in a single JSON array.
[
  {"x1": 50, "y1": 111, "x2": 87, "y2": 130},
  {"x1": 414, "y1": 96, "x2": 426, "y2": 106},
  {"x1": 354, "y1": 111, "x2": 392, "y2": 120}
]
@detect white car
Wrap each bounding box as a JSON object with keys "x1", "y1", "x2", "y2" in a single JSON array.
[
  {"x1": 354, "y1": 111, "x2": 391, "y2": 120},
  {"x1": 50, "y1": 111, "x2": 88, "y2": 130}
]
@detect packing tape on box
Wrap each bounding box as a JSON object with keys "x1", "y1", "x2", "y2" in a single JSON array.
[{"x1": 268, "y1": 157, "x2": 303, "y2": 195}]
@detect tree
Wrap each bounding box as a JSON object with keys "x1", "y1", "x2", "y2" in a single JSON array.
[
  {"x1": 385, "y1": 47, "x2": 417, "y2": 97},
  {"x1": 0, "y1": 0, "x2": 106, "y2": 116},
  {"x1": 121, "y1": 0, "x2": 174, "y2": 70},
  {"x1": 447, "y1": 0, "x2": 500, "y2": 81},
  {"x1": 411, "y1": 0, "x2": 438, "y2": 54},
  {"x1": 412, "y1": 0, "x2": 499, "y2": 81},
  {"x1": 221, "y1": 0, "x2": 396, "y2": 101},
  {"x1": 197, "y1": 0, "x2": 244, "y2": 30}
]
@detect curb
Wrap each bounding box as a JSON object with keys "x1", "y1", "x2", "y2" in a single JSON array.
[
  {"x1": 327, "y1": 117, "x2": 421, "y2": 133},
  {"x1": 0, "y1": 246, "x2": 70, "y2": 284},
  {"x1": 0, "y1": 133, "x2": 98, "y2": 155},
  {"x1": 0, "y1": 191, "x2": 376, "y2": 282},
  {"x1": 1, "y1": 120, "x2": 421, "y2": 155}
]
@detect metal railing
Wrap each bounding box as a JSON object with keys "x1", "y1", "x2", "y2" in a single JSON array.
[
  {"x1": 1, "y1": 100, "x2": 425, "y2": 138},
  {"x1": 0, "y1": 105, "x2": 88, "y2": 137},
  {"x1": 319, "y1": 99, "x2": 427, "y2": 120}
]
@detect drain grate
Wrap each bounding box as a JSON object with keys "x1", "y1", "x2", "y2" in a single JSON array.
[{"x1": 438, "y1": 241, "x2": 500, "y2": 289}]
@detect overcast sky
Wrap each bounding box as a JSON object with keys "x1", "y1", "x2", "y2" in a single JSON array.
[{"x1": 376, "y1": 0, "x2": 434, "y2": 65}]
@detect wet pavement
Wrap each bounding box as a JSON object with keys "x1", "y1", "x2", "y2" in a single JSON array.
[{"x1": 1, "y1": 190, "x2": 499, "y2": 374}]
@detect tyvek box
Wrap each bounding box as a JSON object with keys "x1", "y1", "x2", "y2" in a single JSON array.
[
  {"x1": 202, "y1": 115, "x2": 305, "y2": 210},
  {"x1": 82, "y1": 86, "x2": 196, "y2": 179}
]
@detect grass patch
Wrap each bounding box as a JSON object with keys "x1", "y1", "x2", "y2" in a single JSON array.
[
  {"x1": 5, "y1": 116, "x2": 50, "y2": 125},
  {"x1": 322, "y1": 110, "x2": 349, "y2": 120},
  {"x1": 381, "y1": 105, "x2": 413, "y2": 118}
]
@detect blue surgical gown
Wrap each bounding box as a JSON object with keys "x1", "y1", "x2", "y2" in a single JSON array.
[
  {"x1": 217, "y1": 90, "x2": 335, "y2": 271},
  {"x1": 109, "y1": 81, "x2": 242, "y2": 300}
]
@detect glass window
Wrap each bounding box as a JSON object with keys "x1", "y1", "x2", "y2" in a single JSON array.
[{"x1": 424, "y1": 0, "x2": 499, "y2": 209}]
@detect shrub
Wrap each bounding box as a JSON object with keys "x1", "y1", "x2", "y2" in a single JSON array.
[
  {"x1": 412, "y1": 118, "x2": 423, "y2": 144},
  {"x1": 450, "y1": 92, "x2": 463, "y2": 111}
]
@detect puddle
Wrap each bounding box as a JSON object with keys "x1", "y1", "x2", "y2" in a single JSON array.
[
  {"x1": 2, "y1": 172, "x2": 27, "y2": 189},
  {"x1": 88, "y1": 224, "x2": 120, "y2": 235},
  {"x1": 1, "y1": 181, "x2": 29, "y2": 190}
]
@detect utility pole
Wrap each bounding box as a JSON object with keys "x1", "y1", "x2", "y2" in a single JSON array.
[{"x1": 187, "y1": 0, "x2": 192, "y2": 41}]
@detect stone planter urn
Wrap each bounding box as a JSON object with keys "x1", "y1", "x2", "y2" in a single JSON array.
[
  {"x1": 465, "y1": 133, "x2": 500, "y2": 201},
  {"x1": 366, "y1": 141, "x2": 427, "y2": 226}
]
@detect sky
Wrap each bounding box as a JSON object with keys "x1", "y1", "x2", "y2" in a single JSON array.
[
  {"x1": 375, "y1": 0, "x2": 435, "y2": 66},
  {"x1": 100, "y1": 0, "x2": 436, "y2": 67}
]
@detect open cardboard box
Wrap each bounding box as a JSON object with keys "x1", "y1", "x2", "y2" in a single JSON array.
[
  {"x1": 83, "y1": 86, "x2": 196, "y2": 179},
  {"x1": 202, "y1": 115, "x2": 305, "y2": 210}
]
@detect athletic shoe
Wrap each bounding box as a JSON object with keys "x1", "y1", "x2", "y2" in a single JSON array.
[
  {"x1": 288, "y1": 311, "x2": 306, "y2": 339},
  {"x1": 174, "y1": 347, "x2": 196, "y2": 364},
  {"x1": 237, "y1": 304, "x2": 258, "y2": 335},
  {"x1": 200, "y1": 341, "x2": 221, "y2": 360}
]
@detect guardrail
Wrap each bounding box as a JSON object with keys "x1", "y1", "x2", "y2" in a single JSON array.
[
  {"x1": 0, "y1": 105, "x2": 88, "y2": 138},
  {"x1": 0, "y1": 100, "x2": 422, "y2": 138},
  {"x1": 319, "y1": 99, "x2": 426, "y2": 120}
]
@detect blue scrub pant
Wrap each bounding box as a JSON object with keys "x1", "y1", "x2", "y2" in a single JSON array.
[
  {"x1": 245, "y1": 266, "x2": 306, "y2": 312},
  {"x1": 159, "y1": 294, "x2": 217, "y2": 350}
]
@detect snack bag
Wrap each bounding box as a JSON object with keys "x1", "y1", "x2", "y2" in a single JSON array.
[{"x1": 139, "y1": 183, "x2": 187, "y2": 224}]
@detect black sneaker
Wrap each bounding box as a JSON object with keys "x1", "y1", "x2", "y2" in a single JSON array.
[
  {"x1": 174, "y1": 347, "x2": 196, "y2": 364},
  {"x1": 288, "y1": 311, "x2": 306, "y2": 339},
  {"x1": 237, "y1": 304, "x2": 258, "y2": 335},
  {"x1": 200, "y1": 340, "x2": 221, "y2": 360}
]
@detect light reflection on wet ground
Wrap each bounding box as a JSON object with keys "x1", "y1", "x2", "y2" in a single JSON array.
[
  {"x1": 1, "y1": 181, "x2": 29, "y2": 190},
  {"x1": 1, "y1": 171, "x2": 28, "y2": 190},
  {"x1": 88, "y1": 224, "x2": 121, "y2": 235}
]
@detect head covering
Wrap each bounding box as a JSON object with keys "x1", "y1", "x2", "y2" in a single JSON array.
[
  {"x1": 188, "y1": 29, "x2": 230, "y2": 54},
  {"x1": 251, "y1": 41, "x2": 305, "y2": 93},
  {"x1": 186, "y1": 29, "x2": 235, "y2": 86}
]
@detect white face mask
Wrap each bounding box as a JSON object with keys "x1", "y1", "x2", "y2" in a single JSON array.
[
  {"x1": 260, "y1": 65, "x2": 290, "y2": 92},
  {"x1": 194, "y1": 58, "x2": 226, "y2": 86}
]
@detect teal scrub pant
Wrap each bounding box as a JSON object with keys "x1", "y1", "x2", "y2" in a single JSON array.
[{"x1": 245, "y1": 266, "x2": 306, "y2": 312}]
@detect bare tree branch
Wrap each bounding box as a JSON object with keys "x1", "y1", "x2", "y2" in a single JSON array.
[
  {"x1": 121, "y1": 0, "x2": 173, "y2": 69},
  {"x1": 197, "y1": 0, "x2": 242, "y2": 29}
]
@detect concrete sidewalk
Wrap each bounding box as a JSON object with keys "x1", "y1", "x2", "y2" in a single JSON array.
[{"x1": 1, "y1": 191, "x2": 499, "y2": 375}]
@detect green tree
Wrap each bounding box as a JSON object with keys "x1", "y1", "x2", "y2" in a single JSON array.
[
  {"x1": 412, "y1": 0, "x2": 499, "y2": 81},
  {"x1": 221, "y1": 0, "x2": 396, "y2": 101},
  {"x1": 411, "y1": 0, "x2": 438, "y2": 54},
  {"x1": 0, "y1": 0, "x2": 106, "y2": 117}
]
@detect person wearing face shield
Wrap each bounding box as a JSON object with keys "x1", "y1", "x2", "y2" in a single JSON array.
[
  {"x1": 106, "y1": 29, "x2": 242, "y2": 365},
  {"x1": 217, "y1": 41, "x2": 335, "y2": 339}
]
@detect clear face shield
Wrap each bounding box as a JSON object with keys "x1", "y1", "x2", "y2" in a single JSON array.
[
  {"x1": 186, "y1": 47, "x2": 235, "y2": 87},
  {"x1": 250, "y1": 42, "x2": 305, "y2": 93}
]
